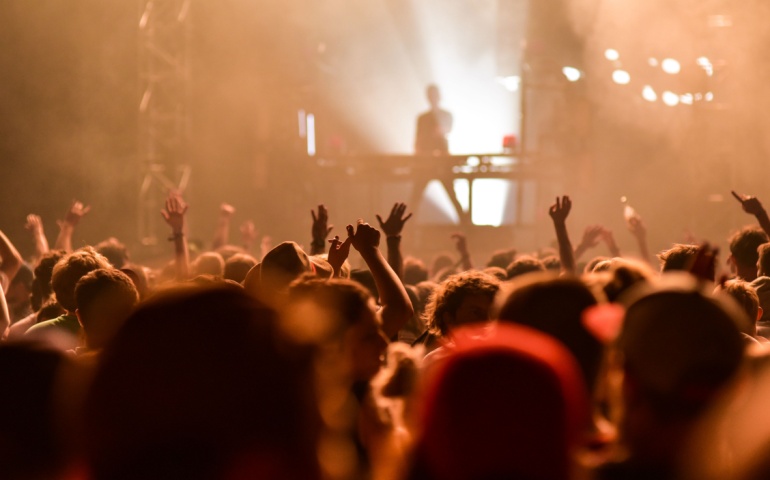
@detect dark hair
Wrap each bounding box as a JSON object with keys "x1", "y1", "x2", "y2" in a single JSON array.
[
  {"x1": 486, "y1": 249, "x2": 516, "y2": 269},
  {"x1": 95, "y1": 238, "x2": 129, "y2": 269},
  {"x1": 85, "y1": 285, "x2": 319, "y2": 479},
  {"x1": 223, "y1": 253, "x2": 257, "y2": 284},
  {"x1": 403, "y1": 256, "x2": 428, "y2": 285},
  {"x1": 729, "y1": 226, "x2": 769, "y2": 270},
  {"x1": 424, "y1": 271, "x2": 500, "y2": 336},
  {"x1": 759, "y1": 243, "x2": 770, "y2": 277},
  {"x1": 31, "y1": 250, "x2": 67, "y2": 312},
  {"x1": 658, "y1": 244, "x2": 700, "y2": 272},
  {"x1": 506, "y1": 255, "x2": 546, "y2": 280},
  {"x1": 719, "y1": 279, "x2": 760, "y2": 334},
  {"x1": 51, "y1": 248, "x2": 112, "y2": 312},
  {"x1": 74, "y1": 269, "x2": 139, "y2": 335}
]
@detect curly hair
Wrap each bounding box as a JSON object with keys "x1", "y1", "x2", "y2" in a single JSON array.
[{"x1": 423, "y1": 271, "x2": 500, "y2": 336}]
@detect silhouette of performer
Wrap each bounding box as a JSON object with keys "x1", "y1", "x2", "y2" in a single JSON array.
[{"x1": 415, "y1": 84, "x2": 453, "y2": 155}]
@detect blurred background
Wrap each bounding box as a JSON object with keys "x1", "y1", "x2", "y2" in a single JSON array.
[{"x1": 2, "y1": 0, "x2": 770, "y2": 263}]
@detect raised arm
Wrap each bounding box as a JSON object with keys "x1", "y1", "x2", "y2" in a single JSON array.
[
  {"x1": 732, "y1": 190, "x2": 770, "y2": 238},
  {"x1": 627, "y1": 215, "x2": 651, "y2": 265},
  {"x1": 573, "y1": 225, "x2": 603, "y2": 261},
  {"x1": 347, "y1": 220, "x2": 414, "y2": 339},
  {"x1": 327, "y1": 235, "x2": 353, "y2": 278},
  {"x1": 54, "y1": 200, "x2": 90, "y2": 252},
  {"x1": 450, "y1": 232, "x2": 473, "y2": 271},
  {"x1": 0, "y1": 282, "x2": 9, "y2": 340},
  {"x1": 549, "y1": 196, "x2": 576, "y2": 275},
  {"x1": 0, "y1": 230, "x2": 22, "y2": 294},
  {"x1": 239, "y1": 220, "x2": 258, "y2": 253},
  {"x1": 25, "y1": 214, "x2": 49, "y2": 260},
  {"x1": 310, "y1": 205, "x2": 333, "y2": 255},
  {"x1": 376, "y1": 202, "x2": 412, "y2": 280},
  {"x1": 211, "y1": 203, "x2": 235, "y2": 250},
  {"x1": 600, "y1": 228, "x2": 622, "y2": 258},
  {"x1": 161, "y1": 192, "x2": 190, "y2": 281}
]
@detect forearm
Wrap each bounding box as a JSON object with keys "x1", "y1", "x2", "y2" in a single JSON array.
[
  {"x1": 172, "y1": 235, "x2": 190, "y2": 281},
  {"x1": 54, "y1": 224, "x2": 74, "y2": 252},
  {"x1": 553, "y1": 223, "x2": 576, "y2": 275},
  {"x1": 385, "y1": 236, "x2": 404, "y2": 280},
  {"x1": 359, "y1": 247, "x2": 414, "y2": 339},
  {"x1": 32, "y1": 230, "x2": 49, "y2": 259},
  {"x1": 635, "y1": 235, "x2": 651, "y2": 265},
  {"x1": 212, "y1": 218, "x2": 230, "y2": 250},
  {"x1": 573, "y1": 242, "x2": 589, "y2": 261},
  {"x1": 0, "y1": 231, "x2": 22, "y2": 283},
  {"x1": 756, "y1": 211, "x2": 770, "y2": 239}
]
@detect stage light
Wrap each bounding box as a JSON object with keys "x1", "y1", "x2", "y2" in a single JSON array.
[
  {"x1": 466, "y1": 156, "x2": 480, "y2": 167},
  {"x1": 680, "y1": 93, "x2": 693, "y2": 105},
  {"x1": 497, "y1": 75, "x2": 520, "y2": 92},
  {"x1": 662, "y1": 91, "x2": 679, "y2": 106},
  {"x1": 696, "y1": 56, "x2": 713, "y2": 76},
  {"x1": 306, "y1": 113, "x2": 316, "y2": 156},
  {"x1": 705, "y1": 92, "x2": 714, "y2": 101},
  {"x1": 471, "y1": 179, "x2": 511, "y2": 227},
  {"x1": 604, "y1": 49, "x2": 619, "y2": 61},
  {"x1": 695, "y1": 93, "x2": 703, "y2": 101},
  {"x1": 562, "y1": 67, "x2": 581, "y2": 82},
  {"x1": 612, "y1": 70, "x2": 630, "y2": 85},
  {"x1": 648, "y1": 58, "x2": 659, "y2": 67},
  {"x1": 420, "y1": 180, "x2": 461, "y2": 225},
  {"x1": 661, "y1": 58, "x2": 680, "y2": 74},
  {"x1": 642, "y1": 85, "x2": 657, "y2": 102}
]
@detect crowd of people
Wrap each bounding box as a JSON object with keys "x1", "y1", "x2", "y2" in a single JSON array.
[{"x1": 3, "y1": 188, "x2": 770, "y2": 480}]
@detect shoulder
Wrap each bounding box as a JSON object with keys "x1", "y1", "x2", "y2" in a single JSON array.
[{"x1": 26, "y1": 314, "x2": 79, "y2": 336}]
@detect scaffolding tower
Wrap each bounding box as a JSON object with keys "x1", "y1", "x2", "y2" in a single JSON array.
[{"x1": 137, "y1": 0, "x2": 192, "y2": 245}]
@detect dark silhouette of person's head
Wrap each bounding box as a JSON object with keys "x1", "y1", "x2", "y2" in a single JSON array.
[
  {"x1": 75, "y1": 268, "x2": 139, "y2": 351},
  {"x1": 424, "y1": 271, "x2": 500, "y2": 337},
  {"x1": 191, "y1": 251, "x2": 225, "y2": 277},
  {"x1": 426, "y1": 84, "x2": 441, "y2": 109},
  {"x1": 715, "y1": 279, "x2": 761, "y2": 337},
  {"x1": 658, "y1": 244, "x2": 711, "y2": 279},
  {"x1": 51, "y1": 247, "x2": 112, "y2": 313},
  {"x1": 30, "y1": 250, "x2": 67, "y2": 312},
  {"x1": 729, "y1": 226, "x2": 769, "y2": 281},
  {"x1": 407, "y1": 323, "x2": 589, "y2": 480},
  {"x1": 506, "y1": 255, "x2": 546, "y2": 280},
  {"x1": 758, "y1": 242, "x2": 770, "y2": 277},
  {"x1": 0, "y1": 343, "x2": 80, "y2": 480},
  {"x1": 615, "y1": 275, "x2": 748, "y2": 472},
  {"x1": 404, "y1": 256, "x2": 429, "y2": 286},
  {"x1": 84, "y1": 285, "x2": 319, "y2": 480},
  {"x1": 496, "y1": 275, "x2": 603, "y2": 392},
  {"x1": 95, "y1": 237, "x2": 129, "y2": 269},
  {"x1": 486, "y1": 248, "x2": 517, "y2": 270},
  {"x1": 223, "y1": 253, "x2": 257, "y2": 284}
]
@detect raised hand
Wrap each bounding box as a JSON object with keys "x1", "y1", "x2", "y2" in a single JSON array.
[
  {"x1": 59, "y1": 200, "x2": 90, "y2": 228},
  {"x1": 25, "y1": 214, "x2": 44, "y2": 233},
  {"x1": 376, "y1": 203, "x2": 412, "y2": 237},
  {"x1": 732, "y1": 190, "x2": 766, "y2": 216},
  {"x1": 627, "y1": 215, "x2": 647, "y2": 240},
  {"x1": 451, "y1": 232, "x2": 472, "y2": 271},
  {"x1": 549, "y1": 196, "x2": 572, "y2": 224},
  {"x1": 161, "y1": 192, "x2": 188, "y2": 235},
  {"x1": 220, "y1": 203, "x2": 236, "y2": 218},
  {"x1": 579, "y1": 225, "x2": 603, "y2": 249},
  {"x1": 240, "y1": 220, "x2": 257, "y2": 248},
  {"x1": 327, "y1": 235, "x2": 353, "y2": 277},
  {"x1": 25, "y1": 214, "x2": 49, "y2": 258},
  {"x1": 347, "y1": 220, "x2": 381, "y2": 254},
  {"x1": 311, "y1": 204, "x2": 333, "y2": 254}
]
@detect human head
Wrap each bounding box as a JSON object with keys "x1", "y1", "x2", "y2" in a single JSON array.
[
  {"x1": 658, "y1": 244, "x2": 708, "y2": 279},
  {"x1": 496, "y1": 274, "x2": 603, "y2": 392},
  {"x1": 85, "y1": 285, "x2": 319, "y2": 479},
  {"x1": 426, "y1": 84, "x2": 441, "y2": 108},
  {"x1": 403, "y1": 256, "x2": 428, "y2": 285},
  {"x1": 409, "y1": 323, "x2": 589, "y2": 480},
  {"x1": 95, "y1": 238, "x2": 129, "y2": 269},
  {"x1": 715, "y1": 279, "x2": 761, "y2": 337},
  {"x1": 6, "y1": 263, "x2": 33, "y2": 312},
  {"x1": 506, "y1": 255, "x2": 546, "y2": 280},
  {"x1": 192, "y1": 252, "x2": 225, "y2": 277},
  {"x1": 617, "y1": 274, "x2": 747, "y2": 459},
  {"x1": 30, "y1": 250, "x2": 67, "y2": 312},
  {"x1": 286, "y1": 277, "x2": 387, "y2": 382},
  {"x1": 75, "y1": 269, "x2": 139, "y2": 350},
  {"x1": 729, "y1": 226, "x2": 768, "y2": 281},
  {"x1": 223, "y1": 253, "x2": 257, "y2": 284},
  {"x1": 51, "y1": 247, "x2": 112, "y2": 313},
  {"x1": 424, "y1": 271, "x2": 500, "y2": 337},
  {"x1": 486, "y1": 248, "x2": 516, "y2": 270}
]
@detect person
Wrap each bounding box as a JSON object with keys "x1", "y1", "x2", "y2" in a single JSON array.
[{"x1": 415, "y1": 84, "x2": 453, "y2": 155}]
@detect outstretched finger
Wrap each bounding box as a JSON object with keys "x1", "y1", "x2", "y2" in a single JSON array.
[
  {"x1": 311, "y1": 209, "x2": 317, "y2": 222},
  {"x1": 375, "y1": 214, "x2": 385, "y2": 228},
  {"x1": 346, "y1": 224, "x2": 355, "y2": 237},
  {"x1": 402, "y1": 212, "x2": 413, "y2": 223},
  {"x1": 730, "y1": 190, "x2": 745, "y2": 203}
]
